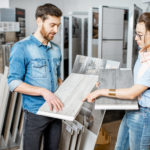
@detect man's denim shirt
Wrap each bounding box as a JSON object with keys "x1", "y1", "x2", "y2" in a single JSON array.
[{"x1": 8, "y1": 34, "x2": 61, "y2": 114}]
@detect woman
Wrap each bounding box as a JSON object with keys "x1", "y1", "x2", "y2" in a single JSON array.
[{"x1": 83, "y1": 13, "x2": 150, "y2": 150}]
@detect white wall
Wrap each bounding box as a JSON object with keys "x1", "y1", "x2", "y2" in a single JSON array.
[
  {"x1": 0, "y1": 0, "x2": 10, "y2": 8},
  {"x1": 10, "y1": 0, "x2": 148, "y2": 36}
]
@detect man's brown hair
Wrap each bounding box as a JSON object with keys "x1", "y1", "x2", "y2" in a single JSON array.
[{"x1": 35, "y1": 3, "x2": 62, "y2": 21}]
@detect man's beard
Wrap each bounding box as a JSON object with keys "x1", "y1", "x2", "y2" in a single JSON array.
[{"x1": 40, "y1": 25, "x2": 55, "y2": 41}]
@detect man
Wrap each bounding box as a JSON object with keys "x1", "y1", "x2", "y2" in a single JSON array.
[{"x1": 8, "y1": 3, "x2": 64, "y2": 150}]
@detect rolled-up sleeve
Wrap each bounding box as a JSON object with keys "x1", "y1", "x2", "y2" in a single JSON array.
[{"x1": 8, "y1": 43, "x2": 25, "y2": 91}]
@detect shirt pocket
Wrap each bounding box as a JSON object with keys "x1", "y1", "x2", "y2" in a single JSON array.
[
  {"x1": 53, "y1": 58, "x2": 60, "y2": 71},
  {"x1": 31, "y1": 59, "x2": 47, "y2": 78},
  {"x1": 53, "y1": 58, "x2": 60, "y2": 66}
]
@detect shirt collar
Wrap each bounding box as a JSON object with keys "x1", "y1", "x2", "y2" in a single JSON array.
[
  {"x1": 47, "y1": 42, "x2": 52, "y2": 48},
  {"x1": 30, "y1": 34, "x2": 52, "y2": 48}
]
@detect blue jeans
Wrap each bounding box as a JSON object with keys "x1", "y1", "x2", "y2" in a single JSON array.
[
  {"x1": 23, "y1": 110, "x2": 62, "y2": 150},
  {"x1": 115, "y1": 106, "x2": 150, "y2": 150}
]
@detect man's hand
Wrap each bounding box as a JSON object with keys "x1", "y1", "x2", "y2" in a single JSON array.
[{"x1": 41, "y1": 88, "x2": 64, "y2": 111}]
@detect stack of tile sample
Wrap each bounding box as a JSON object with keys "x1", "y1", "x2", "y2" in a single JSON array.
[
  {"x1": 0, "y1": 55, "x2": 137, "y2": 150},
  {"x1": 38, "y1": 55, "x2": 120, "y2": 150},
  {"x1": 0, "y1": 67, "x2": 23, "y2": 150},
  {"x1": 59, "y1": 55, "x2": 120, "y2": 150},
  {"x1": 59, "y1": 55, "x2": 138, "y2": 150},
  {"x1": 0, "y1": 44, "x2": 12, "y2": 73}
]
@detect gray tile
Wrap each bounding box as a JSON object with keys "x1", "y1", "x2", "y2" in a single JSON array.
[
  {"x1": 72, "y1": 55, "x2": 120, "y2": 75},
  {"x1": 3, "y1": 92, "x2": 18, "y2": 145},
  {"x1": 74, "y1": 124, "x2": 84, "y2": 150},
  {"x1": 69, "y1": 130, "x2": 79, "y2": 150},
  {"x1": 72, "y1": 55, "x2": 105, "y2": 74},
  {"x1": 95, "y1": 97, "x2": 138, "y2": 110},
  {"x1": 0, "y1": 67, "x2": 9, "y2": 136},
  {"x1": 65, "y1": 120, "x2": 84, "y2": 150},
  {"x1": 18, "y1": 111, "x2": 24, "y2": 136},
  {"x1": 89, "y1": 109, "x2": 106, "y2": 135},
  {"x1": 105, "y1": 60, "x2": 120, "y2": 69},
  {"x1": 37, "y1": 73, "x2": 98, "y2": 121},
  {"x1": 11, "y1": 93, "x2": 22, "y2": 142},
  {"x1": 99, "y1": 69, "x2": 116, "y2": 89},
  {"x1": 59, "y1": 122, "x2": 73, "y2": 150},
  {"x1": 95, "y1": 69, "x2": 139, "y2": 110},
  {"x1": 116, "y1": 68, "x2": 133, "y2": 88},
  {"x1": 79, "y1": 128, "x2": 97, "y2": 150}
]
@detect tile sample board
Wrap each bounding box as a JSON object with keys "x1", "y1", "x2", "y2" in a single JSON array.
[
  {"x1": 3, "y1": 92, "x2": 17, "y2": 145},
  {"x1": 95, "y1": 68, "x2": 139, "y2": 110},
  {"x1": 37, "y1": 73, "x2": 98, "y2": 121},
  {"x1": 59, "y1": 122, "x2": 73, "y2": 150},
  {"x1": 0, "y1": 67, "x2": 9, "y2": 136},
  {"x1": 72, "y1": 55, "x2": 120, "y2": 75},
  {"x1": 79, "y1": 128, "x2": 97, "y2": 150},
  {"x1": 77, "y1": 108, "x2": 106, "y2": 150}
]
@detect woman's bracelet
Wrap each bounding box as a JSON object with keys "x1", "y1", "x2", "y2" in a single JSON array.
[{"x1": 108, "y1": 89, "x2": 116, "y2": 96}]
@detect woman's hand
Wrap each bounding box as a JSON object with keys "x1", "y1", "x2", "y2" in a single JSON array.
[
  {"x1": 82, "y1": 90, "x2": 100, "y2": 103},
  {"x1": 96, "y1": 81, "x2": 100, "y2": 88}
]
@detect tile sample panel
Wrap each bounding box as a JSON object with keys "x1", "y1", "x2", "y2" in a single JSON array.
[
  {"x1": 95, "y1": 69, "x2": 138, "y2": 110},
  {"x1": 72, "y1": 55, "x2": 120, "y2": 74},
  {"x1": 37, "y1": 73, "x2": 98, "y2": 121}
]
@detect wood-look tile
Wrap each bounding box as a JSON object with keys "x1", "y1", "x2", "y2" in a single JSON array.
[
  {"x1": 79, "y1": 128, "x2": 97, "y2": 150},
  {"x1": 70, "y1": 131, "x2": 79, "y2": 150},
  {"x1": 72, "y1": 55, "x2": 120, "y2": 75},
  {"x1": 59, "y1": 122, "x2": 73, "y2": 150},
  {"x1": 105, "y1": 60, "x2": 120, "y2": 69},
  {"x1": 3, "y1": 92, "x2": 18, "y2": 145},
  {"x1": 37, "y1": 73, "x2": 98, "y2": 121},
  {"x1": 18, "y1": 111, "x2": 24, "y2": 136},
  {"x1": 74, "y1": 124, "x2": 84, "y2": 150},
  {"x1": 11, "y1": 93, "x2": 22, "y2": 142},
  {"x1": 0, "y1": 46, "x2": 4, "y2": 73},
  {"x1": 0, "y1": 67, "x2": 9, "y2": 135}
]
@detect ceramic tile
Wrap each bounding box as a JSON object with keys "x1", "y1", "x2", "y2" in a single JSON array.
[{"x1": 37, "y1": 73, "x2": 98, "y2": 121}]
